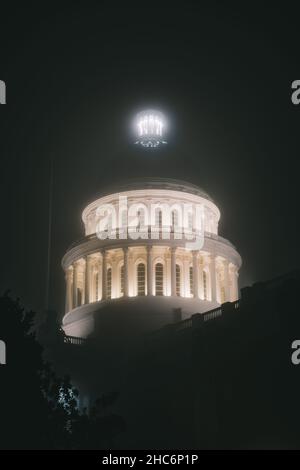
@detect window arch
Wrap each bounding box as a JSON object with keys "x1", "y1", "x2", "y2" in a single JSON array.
[
  {"x1": 155, "y1": 263, "x2": 164, "y2": 296},
  {"x1": 176, "y1": 264, "x2": 181, "y2": 296},
  {"x1": 107, "y1": 268, "x2": 112, "y2": 299},
  {"x1": 137, "y1": 263, "x2": 146, "y2": 296}
]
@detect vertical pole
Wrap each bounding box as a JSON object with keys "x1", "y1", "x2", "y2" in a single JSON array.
[{"x1": 45, "y1": 155, "x2": 54, "y2": 311}]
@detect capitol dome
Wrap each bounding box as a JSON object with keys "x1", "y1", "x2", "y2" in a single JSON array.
[{"x1": 61, "y1": 178, "x2": 242, "y2": 338}]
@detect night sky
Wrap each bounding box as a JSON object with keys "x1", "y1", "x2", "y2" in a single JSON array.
[{"x1": 0, "y1": 3, "x2": 299, "y2": 316}]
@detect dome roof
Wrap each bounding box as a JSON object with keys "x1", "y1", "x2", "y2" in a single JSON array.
[{"x1": 94, "y1": 177, "x2": 214, "y2": 202}]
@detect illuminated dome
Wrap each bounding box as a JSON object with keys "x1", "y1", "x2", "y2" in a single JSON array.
[{"x1": 61, "y1": 178, "x2": 242, "y2": 338}]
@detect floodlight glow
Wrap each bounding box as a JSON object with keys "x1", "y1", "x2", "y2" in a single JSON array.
[{"x1": 135, "y1": 109, "x2": 167, "y2": 148}]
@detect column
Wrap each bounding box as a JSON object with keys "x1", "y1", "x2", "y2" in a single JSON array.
[
  {"x1": 147, "y1": 245, "x2": 153, "y2": 295},
  {"x1": 183, "y1": 256, "x2": 190, "y2": 297},
  {"x1": 223, "y1": 259, "x2": 230, "y2": 302},
  {"x1": 128, "y1": 250, "x2": 134, "y2": 296},
  {"x1": 84, "y1": 255, "x2": 90, "y2": 304},
  {"x1": 171, "y1": 247, "x2": 176, "y2": 296},
  {"x1": 192, "y1": 250, "x2": 199, "y2": 298},
  {"x1": 233, "y1": 267, "x2": 239, "y2": 301},
  {"x1": 102, "y1": 250, "x2": 107, "y2": 301},
  {"x1": 209, "y1": 254, "x2": 217, "y2": 302},
  {"x1": 65, "y1": 268, "x2": 72, "y2": 313},
  {"x1": 123, "y1": 247, "x2": 129, "y2": 297},
  {"x1": 72, "y1": 262, "x2": 78, "y2": 308},
  {"x1": 199, "y1": 257, "x2": 204, "y2": 299},
  {"x1": 97, "y1": 257, "x2": 102, "y2": 301},
  {"x1": 111, "y1": 256, "x2": 117, "y2": 298}
]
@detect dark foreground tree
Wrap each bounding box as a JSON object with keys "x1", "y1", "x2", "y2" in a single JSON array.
[{"x1": 0, "y1": 293, "x2": 125, "y2": 449}]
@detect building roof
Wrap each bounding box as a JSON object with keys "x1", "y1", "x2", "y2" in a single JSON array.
[{"x1": 94, "y1": 177, "x2": 214, "y2": 202}]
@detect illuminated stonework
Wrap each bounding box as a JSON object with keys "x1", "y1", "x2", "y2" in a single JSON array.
[{"x1": 62, "y1": 178, "x2": 242, "y2": 338}]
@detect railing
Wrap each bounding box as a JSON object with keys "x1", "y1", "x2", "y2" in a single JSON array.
[
  {"x1": 66, "y1": 229, "x2": 235, "y2": 252},
  {"x1": 204, "y1": 232, "x2": 236, "y2": 249},
  {"x1": 152, "y1": 299, "x2": 241, "y2": 336},
  {"x1": 173, "y1": 317, "x2": 193, "y2": 331},
  {"x1": 64, "y1": 300, "x2": 241, "y2": 344},
  {"x1": 203, "y1": 307, "x2": 222, "y2": 322},
  {"x1": 64, "y1": 335, "x2": 86, "y2": 346}
]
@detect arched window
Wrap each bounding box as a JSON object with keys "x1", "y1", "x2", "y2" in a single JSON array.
[
  {"x1": 189, "y1": 266, "x2": 193, "y2": 296},
  {"x1": 95, "y1": 272, "x2": 99, "y2": 301},
  {"x1": 203, "y1": 271, "x2": 207, "y2": 300},
  {"x1": 172, "y1": 210, "x2": 178, "y2": 232},
  {"x1": 120, "y1": 265, "x2": 124, "y2": 296},
  {"x1": 107, "y1": 268, "x2": 112, "y2": 299},
  {"x1": 155, "y1": 263, "x2": 164, "y2": 296},
  {"x1": 155, "y1": 210, "x2": 162, "y2": 229},
  {"x1": 137, "y1": 209, "x2": 146, "y2": 230},
  {"x1": 137, "y1": 263, "x2": 146, "y2": 296},
  {"x1": 176, "y1": 264, "x2": 181, "y2": 296}
]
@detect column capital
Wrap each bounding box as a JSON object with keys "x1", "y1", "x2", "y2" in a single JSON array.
[
  {"x1": 85, "y1": 254, "x2": 92, "y2": 265},
  {"x1": 208, "y1": 253, "x2": 216, "y2": 264},
  {"x1": 65, "y1": 267, "x2": 73, "y2": 279}
]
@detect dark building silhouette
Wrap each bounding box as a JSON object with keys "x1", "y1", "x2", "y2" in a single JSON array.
[{"x1": 46, "y1": 269, "x2": 300, "y2": 449}]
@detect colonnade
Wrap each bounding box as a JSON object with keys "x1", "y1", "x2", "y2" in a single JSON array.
[{"x1": 65, "y1": 246, "x2": 239, "y2": 313}]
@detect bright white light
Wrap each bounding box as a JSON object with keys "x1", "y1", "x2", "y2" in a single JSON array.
[{"x1": 135, "y1": 109, "x2": 167, "y2": 147}]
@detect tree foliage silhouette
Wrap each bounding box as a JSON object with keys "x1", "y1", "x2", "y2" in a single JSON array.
[{"x1": 0, "y1": 293, "x2": 125, "y2": 449}]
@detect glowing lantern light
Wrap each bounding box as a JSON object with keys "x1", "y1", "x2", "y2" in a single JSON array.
[{"x1": 135, "y1": 109, "x2": 167, "y2": 148}]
